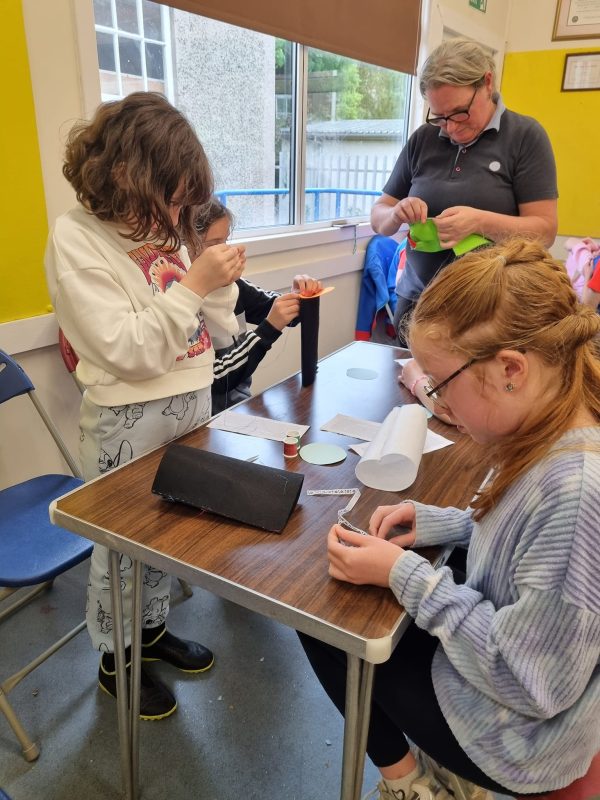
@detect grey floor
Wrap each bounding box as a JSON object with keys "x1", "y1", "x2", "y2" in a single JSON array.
[{"x1": 0, "y1": 561, "x2": 381, "y2": 800}]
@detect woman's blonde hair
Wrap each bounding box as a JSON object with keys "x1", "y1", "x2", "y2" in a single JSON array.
[
  {"x1": 63, "y1": 92, "x2": 213, "y2": 251},
  {"x1": 419, "y1": 38, "x2": 496, "y2": 96},
  {"x1": 409, "y1": 238, "x2": 600, "y2": 519}
]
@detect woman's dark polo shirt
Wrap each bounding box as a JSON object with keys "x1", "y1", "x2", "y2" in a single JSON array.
[{"x1": 383, "y1": 106, "x2": 558, "y2": 302}]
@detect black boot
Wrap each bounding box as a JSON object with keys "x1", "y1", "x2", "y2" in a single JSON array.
[
  {"x1": 98, "y1": 652, "x2": 177, "y2": 720},
  {"x1": 141, "y1": 625, "x2": 214, "y2": 673}
]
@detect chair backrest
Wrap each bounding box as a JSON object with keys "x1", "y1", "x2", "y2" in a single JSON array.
[
  {"x1": 0, "y1": 351, "x2": 34, "y2": 403},
  {"x1": 0, "y1": 350, "x2": 81, "y2": 479}
]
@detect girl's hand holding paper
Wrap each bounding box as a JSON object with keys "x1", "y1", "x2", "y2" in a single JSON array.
[
  {"x1": 369, "y1": 503, "x2": 417, "y2": 548},
  {"x1": 327, "y1": 525, "x2": 406, "y2": 587}
]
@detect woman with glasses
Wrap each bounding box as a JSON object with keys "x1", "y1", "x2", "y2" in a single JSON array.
[
  {"x1": 371, "y1": 38, "x2": 558, "y2": 344},
  {"x1": 299, "y1": 238, "x2": 600, "y2": 800}
]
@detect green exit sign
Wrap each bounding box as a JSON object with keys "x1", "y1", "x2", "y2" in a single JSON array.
[{"x1": 469, "y1": 0, "x2": 487, "y2": 10}]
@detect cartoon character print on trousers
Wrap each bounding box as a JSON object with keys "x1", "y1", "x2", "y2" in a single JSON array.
[
  {"x1": 99, "y1": 438, "x2": 134, "y2": 473},
  {"x1": 97, "y1": 404, "x2": 145, "y2": 472},
  {"x1": 143, "y1": 595, "x2": 169, "y2": 628},
  {"x1": 92, "y1": 554, "x2": 133, "y2": 635},
  {"x1": 96, "y1": 601, "x2": 113, "y2": 635},
  {"x1": 161, "y1": 390, "x2": 210, "y2": 424},
  {"x1": 109, "y1": 402, "x2": 147, "y2": 429},
  {"x1": 128, "y1": 243, "x2": 212, "y2": 359},
  {"x1": 144, "y1": 566, "x2": 167, "y2": 590},
  {"x1": 99, "y1": 554, "x2": 132, "y2": 594}
]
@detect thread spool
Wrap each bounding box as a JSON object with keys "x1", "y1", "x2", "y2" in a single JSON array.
[
  {"x1": 283, "y1": 436, "x2": 298, "y2": 458},
  {"x1": 286, "y1": 429, "x2": 301, "y2": 445}
]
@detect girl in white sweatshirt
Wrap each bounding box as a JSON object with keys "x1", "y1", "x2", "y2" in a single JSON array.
[{"x1": 45, "y1": 91, "x2": 245, "y2": 720}]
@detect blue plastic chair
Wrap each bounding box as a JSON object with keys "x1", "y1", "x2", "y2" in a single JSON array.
[{"x1": 0, "y1": 349, "x2": 92, "y2": 762}]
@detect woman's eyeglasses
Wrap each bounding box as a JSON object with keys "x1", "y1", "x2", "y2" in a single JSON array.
[
  {"x1": 426, "y1": 86, "x2": 479, "y2": 127},
  {"x1": 424, "y1": 358, "x2": 477, "y2": 403}
]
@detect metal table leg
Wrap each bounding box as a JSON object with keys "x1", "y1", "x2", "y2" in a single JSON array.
[
  {"x1": 130, "y1": 559, "x2": 143, "y2": 799},
  {"x1": 340, "y1": 655, "x2": 375, "y2": 800},
  {"x1": 109, "y1": 549, "x2": 133, "y2": 800},
  {"x1": 353, "y1": 660, "x2": 375, "y2": 800}
]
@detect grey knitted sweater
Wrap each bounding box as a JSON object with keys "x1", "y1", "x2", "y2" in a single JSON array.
[{"x1": 391, "y1": 426, "x2": 600, "y2": 793}]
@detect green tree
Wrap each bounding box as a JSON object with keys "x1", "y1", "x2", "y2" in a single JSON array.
[{"x1": 357, "y1": 65, "x2": 407, "y2": 119}]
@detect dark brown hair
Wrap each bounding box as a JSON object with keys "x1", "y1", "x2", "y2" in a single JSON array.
[
  {"x1": 409, "y1": 238, "x2": 600, "y2": 518},
  {"x1": 63, "y1": 92, "x2": 213, "y2": 251}
]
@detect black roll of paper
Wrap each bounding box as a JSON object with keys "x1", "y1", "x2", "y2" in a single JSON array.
[
  {"x1": 152, "y1": 445, "x2": 304, "y2": 533},
  {"x1": 300, "y1": 295, "x2": 320, "y2": 387}
]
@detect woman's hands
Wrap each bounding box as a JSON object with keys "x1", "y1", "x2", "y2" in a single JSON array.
[
  {"x1": 182, "y1": 244, "x2": 246, "y2": 297},
  {"x1": 390, "y1": 197, "x2": 428, "y2": 227},
  {"x1": 326, "y1": 503, "x2": 417, "y2": 587},
  {"x1": 434, "y1": 206, "x2": 483, "y2": 249}
]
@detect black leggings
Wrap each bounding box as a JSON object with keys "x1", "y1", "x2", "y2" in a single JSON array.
[{"x1": 298, "y1": 623, "x2": 530, "y2": 796}]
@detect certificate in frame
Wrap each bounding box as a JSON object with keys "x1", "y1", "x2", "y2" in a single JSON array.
[
  {"x1": 561, "y1": 51, "x2": 600, "y2": 90},
  {"x1": 553, "y1": 0, "x2": 600, "y2": 40}
]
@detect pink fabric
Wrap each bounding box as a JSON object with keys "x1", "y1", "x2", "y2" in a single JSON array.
[
  {"x1": 564, "y1": 238, "x2": 600, "y2": 298},
  {"x1": 515, "y1": 751, "x2": 600, "y2": 800}
]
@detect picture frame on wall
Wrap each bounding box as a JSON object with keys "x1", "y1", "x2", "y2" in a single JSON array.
[
  {"x1": 561, "y1": 51, "x2": 600, "y2": 90},
  {"x1": 553, "y1": 0, "x2": 600, "y2": 40}
]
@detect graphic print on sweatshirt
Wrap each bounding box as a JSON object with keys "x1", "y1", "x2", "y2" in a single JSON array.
[{"x1": 128, "y1": 243, "x2": 212, "y2": 358}]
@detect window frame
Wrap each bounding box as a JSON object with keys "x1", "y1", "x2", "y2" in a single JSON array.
[
  {"x1": 78, "y1": 0, "x2": 413, "y2": 249},
  {"x1": 94, "y1": 0, "x2": 174, "y2": 101}
]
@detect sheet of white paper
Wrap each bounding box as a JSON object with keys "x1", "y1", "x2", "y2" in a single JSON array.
[
  {"x1": 395, "y1": 358, "x2": 412, "y2": 366},
  {"x1": 208, "y1": 411, "x2": 309, "y2": 442},
  {"x1": 320, "y1": 413, "x2": 381, "y2": 441},
  {"x1": 354, "y1": 405, "x2": 437, "y2": 491},
  {"x1": 350, "y1": 428, "x2": 453, "y2": 457},
  {"x1": 322, "y1": 411, "x2": 453, "y2": 455}
]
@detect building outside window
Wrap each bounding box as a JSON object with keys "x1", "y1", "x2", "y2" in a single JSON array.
[{"x1": 93, "y1": 0, "x2": 411, "y2": 232}]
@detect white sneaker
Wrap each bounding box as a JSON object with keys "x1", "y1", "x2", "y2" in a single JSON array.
[
  {"x1": 413, "y1": 748, "x2": 493, "y2": 800},
  {"x1": 362, "y1": 771, "x2": 453, "y2": 800},
  {"x1": 412, "y1": 772, "x2": 454, "y2": 799}
]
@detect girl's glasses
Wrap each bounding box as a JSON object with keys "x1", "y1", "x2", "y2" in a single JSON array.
[{"x1": 424, "y1": 358, "x2": 477, "y2": 403}]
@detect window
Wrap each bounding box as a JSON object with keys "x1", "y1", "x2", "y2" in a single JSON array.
[
  {"x1": 93, "y1": 1, "x2": 411, "y2": 232},
  {"x1": 93, "y1": 0, "x2": 172, "y2": 100}
]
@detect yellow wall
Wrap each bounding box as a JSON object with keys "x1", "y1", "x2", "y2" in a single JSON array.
[
  {"x1": 502, "y1": 47, "x2": 600, "y2": 239},
  {"x1": 0, "y1": 0, "x2": 50, "y2": 323}
]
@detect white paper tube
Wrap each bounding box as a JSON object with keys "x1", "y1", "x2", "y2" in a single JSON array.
[{"x1": 354, "y1": 405, "x2": 428, "y2": 491}]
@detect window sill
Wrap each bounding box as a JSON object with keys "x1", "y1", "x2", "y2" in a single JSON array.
[{"x1": 236, "y1": 220, "x2": 375, "y2": 257}]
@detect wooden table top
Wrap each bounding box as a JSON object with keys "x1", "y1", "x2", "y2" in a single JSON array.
[{"x1": 52, "y1": 341, "x2": 488, "y2": 662}]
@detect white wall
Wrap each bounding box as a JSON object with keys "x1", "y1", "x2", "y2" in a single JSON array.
[{"x1": 506, "y1": 0, "x2": 600, "y2": 52}]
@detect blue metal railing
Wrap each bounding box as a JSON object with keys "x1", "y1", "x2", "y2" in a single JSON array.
[{"x1": 215, "y1": 187, "x2": 380, "y2": 221}]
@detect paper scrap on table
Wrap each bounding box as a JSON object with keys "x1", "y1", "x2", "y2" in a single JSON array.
[
  {"x1": 208, "y1": 411, "x2": 309, "y2": 442},
  {"x1": 321, "y1": 413, "x2": 381, "y2": 442},
  {"x1": 321, "y1": 411, "x2": 451, "y2": 454},
  {"x1": 353, "y1": 405, "x2": 450, "y2": 491}
]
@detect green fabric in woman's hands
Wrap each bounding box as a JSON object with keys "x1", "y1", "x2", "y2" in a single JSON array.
[
  {"x1": 408, "y1": 219, "x2": 444, "y2": 252},
  {"x1": 452, "y1": 232, "x2": 491, "y2": 255},
  {"x1": 408, "y1": 219, "x2": 491, "y2": 256}
]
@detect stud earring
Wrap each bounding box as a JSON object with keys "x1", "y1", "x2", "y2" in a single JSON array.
[{"x1": 505, "y1": 382, "x2": 514, "y2": 392}]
